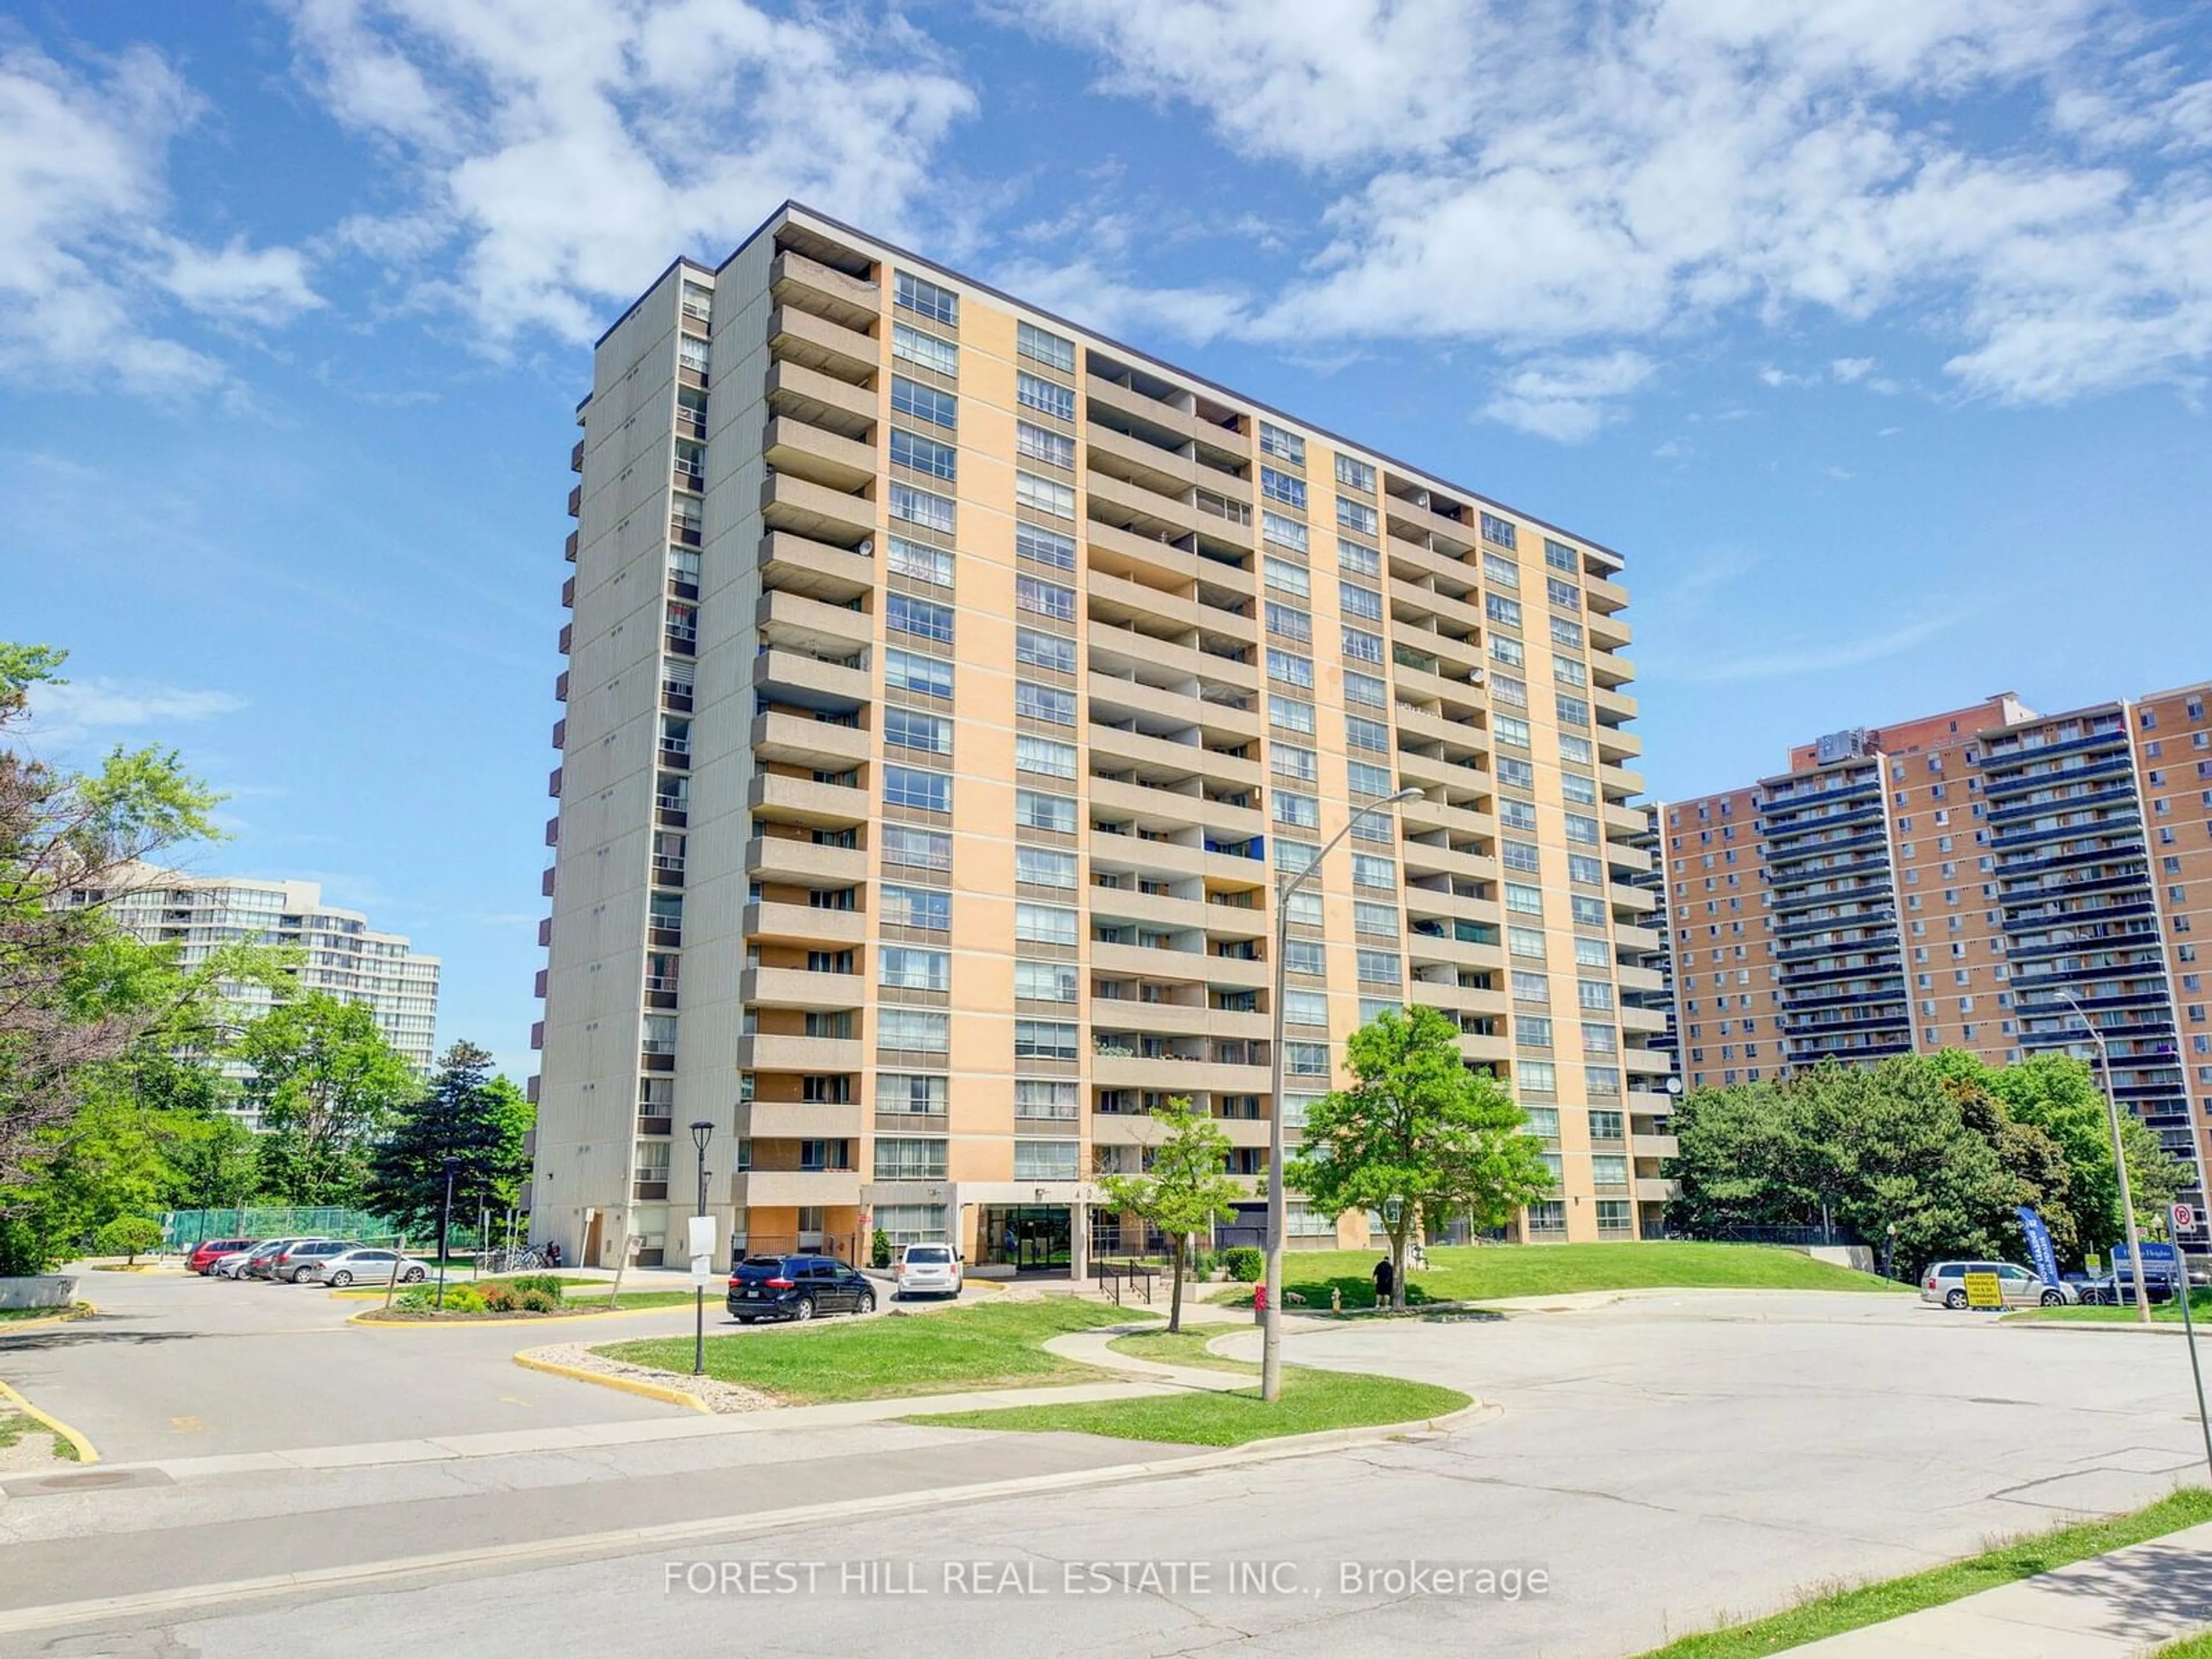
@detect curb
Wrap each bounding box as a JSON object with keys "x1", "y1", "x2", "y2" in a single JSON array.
[
  {"x1": 2001, "y1": 1317, "x2": 2191, "y2": 1335},
  {"x1": 349, "y1": 1300, "x2": 703, "y2": 1329},
  {"x1": 0, "y1": 1377, "x2": 100, "y2": 1465},
  {"x1": 0, "y1": 1302, "x2": 96, "y2": 1337},
  {"x1": 510, "y1": 1350, "x2": 711, "y2": 1414}
]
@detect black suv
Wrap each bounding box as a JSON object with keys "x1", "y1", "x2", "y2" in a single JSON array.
[{"x1": 726, "y1": 1255, "x2": 876, "y2": 1323}]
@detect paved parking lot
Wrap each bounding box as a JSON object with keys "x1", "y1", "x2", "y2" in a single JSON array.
[{"x1": 3, "y1": 1284, "x2": 2207, "y2": 1657}]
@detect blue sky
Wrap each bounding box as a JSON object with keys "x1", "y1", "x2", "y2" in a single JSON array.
[{"x1": 7, "y1": 1, "x2": 2210, "y2": 1081}]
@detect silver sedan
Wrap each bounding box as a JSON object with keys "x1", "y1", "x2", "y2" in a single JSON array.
[{"x1": 298, "y1": 1248, "x2": 431, "y2": 1287}]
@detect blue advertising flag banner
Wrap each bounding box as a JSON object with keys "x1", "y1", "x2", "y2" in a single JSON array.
[{"x1": 2017, "y1": 1206, "x2": 2062, "y2": 1286}]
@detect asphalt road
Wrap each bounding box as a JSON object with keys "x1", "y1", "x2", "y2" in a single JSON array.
[{"x1": 4, "y1": 1285, "x2": 2209, "y2": 1658}]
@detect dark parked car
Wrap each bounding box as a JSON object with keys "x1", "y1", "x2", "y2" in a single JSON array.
[
  {"x1": 726, "y1": 1254, "x2": 876, "y2": 1323},
  {"x1": 187, "y1": 1237, "x2": 259, "y2": 1275},
  {"x1": 2080, "y1": 1270, "x2": 2182, "y2": 1306}
]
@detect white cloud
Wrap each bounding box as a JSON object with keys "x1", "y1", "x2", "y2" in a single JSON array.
[
  {"x1": 1831, "y1": 356, "x2": 1876, "y2": 382},
  {"x1": 282, "y1": 0, "x2": 976, "y2": 346},
  {"x1": 0, "y1": 42, "x2": 320, "y2": 394},
  {"x1": 27, "y1": 677, "x2": 248, "y2": 745},
  {"x1": 1480, "y1": 350, "x2": 1655, "y2": 442},
  {"x1": 1027, "y1": 0, "x2": 2212, "y2": 415},
  {"x1": 1677, "y1": 608, "x2": 1975, "y2": 683}
]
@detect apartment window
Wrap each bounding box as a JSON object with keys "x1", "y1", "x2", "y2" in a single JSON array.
[
  {"x1": 1337, "y1": 496, "x2": 1379, "y2": 537},
  {"x1": 1335, "y1": 453, "x2": 1376, "y2": 493},
  {"x1": 1547, "y1": 577, "x2": 1580, "y2": 611},
  {"x1": 1512, "y1": 970, "x2": 1550, "y2": 1003},
  {"x1": 1016, "y1": 735, "x2": 1077, "y2": 778},
  {"x1": 1258, "y1": 421, "x2": 1305, "y2": 465},
  {"x1": 889, "y1": 480, "x2": 955, "y2": 533},
  {"x1": 1338, "y1": 538, "x2": 1380, "y2": 577},
  {"x1": 883, "y1": 764, "x2": 952, "y2": 813},
  {"x1": 874, "y1": 1137, "x2": 948, "y2": 1180},
  {"x1": 1015, "y1": 903, "x2": 1078, "y2": 946},
  {"x1": 1015, "y1": 1140, "x2": 1080, "y2": 1181},
  {"x1": 1015, "y1": 471, "x2": 1076, "y2": 519},
  {"x1": 1350, "y1": 948, "x2": 1397, "y2": 985},
  {"x1": 1286, "y1": 1041, "x2": 1331, "y2": 1077},
  {"x1": 1568, "y1": 853, "x2": 1603, "y2": 885},
  {"x1": 1551, "y1": 618, "x2": 1584, "y2": 650},
  {"x1": 887, "y1": 535, "x2": 954, "y2": 586},
  {"x1": 881, "y1": 884, "x2": 949, "y2": 930},
  {"x1": 1508, "y1": 925, "x2": 1544, "y2": 959},
  {"x1": 1015, "y1": 960, "x2": 1077, "y2": 1002},
  {"x1": 1503, "y1": 839, "x2": 1542, "y2": 873},
  {"x1": 1346, "y1": 715, "x2": 1389, "y2": 753},
  {"x1": 1577, "y1": 979, "x2": 1614, "y2": 1012},
  {"x1": 1016, "y1": 845, "x2": 1077, "y2": 888},
  {"x1": 1497, "y1": 715, "x2": 1532, "y2": 749},
  {"x1": 1274, "y1": 792, "x2": 1320, "y2": 830},
  {"x1": 1017, "y1": 321, "x2": 1076, "y2": 372},
  {"x1": 1506, "y1": 883, "x2": 1544, "y2": 916},
  {"x1": 1487, "y1": 593, "x2": 1523, "y2": 629},
  {"x1": 1285, "y1": 938, "x2": 1326, "y2": 975},
  {"x1": 885, "y1": 708, "x2": 952, "y2": 755},
  {"x1": 1352, "y1": 852, "x2": 1395, "y2": 889},
  {"x1": 1555, "y1": 656, "x2": 1588, "y2": 688},
  {"x1": 884, "y1": 647, "x2": 953, "y2": 699},
  {"x1": 1565, "y1": 813, "x2": 1600, "y2": 845},
  {"x1": 1543, "y1": 538, "x2": 1579, "y2": 574},
  {"x1": 1556, "y1": 694, "x2": 1590, "y2": 728},
  {"x1": 1015, "y1": 574, "x2": 1076, "y2": 620},
  {"x1": 877, "y1": 1076, "x2": 947, "y2": 1116},
  {"x1": 895, "y1": 271, "x2": 957, "y2": 325},
  {"x1": 1339, "y1": 581, "x2": 1382, "y2": 621},
  {"x1": 891, "y1": 321, "x2": 957, "y2": 377},
  {"x1": 1260, "y1": 466, "x2": 1308, "y2": 509},
  {"x1": 1016, "y1": 370, "x2": 1075, "y2": 422},
  {"x1": 1262, "y1": 511, "x2": 1309, "y2": 553},
  {"x1": 1284, "y1": 988, "x2": 1330, "y2": 1027},
  {"x1": 1273, "y1": 743, "x2": 1319, "y2": 782},
  {"x1": 1265, "y1": 601, "x2": 1312, "y2": 643},
  {"x1": 1014, "y1": 522, "x2": 1076, "y2": 571},
  {"x1": 1015, "y1": 681, "x2": 1075, "y2": 725},
  {"x1": 1520, "y1": 1062, "x2": 1558, "y2": 1096},
  {"x1": 887, "y1": 592, "x2": 954, "y2": 645},
  {"x1": 1353, "y1": 900, "x2": 1397, "y2": 937},
  {"x1": 879, "y1": 1007, "x2": 949, "y2": 1052},
  {"x1": 1016, "y1": 1078, "x2": 1080, "y2": 1119},
  {"x1": 1480, "y1": 512, "x2": 1517, "y2": 549},
  {"x1": 1347, "y1": 759, "x2": 1393, "y2": 797},
  {"x1": 890, "y1": 376, "x2": 957, "y2": 429},
  {"x1": 1014, "y1": 1021, "x2": 1079, "y2": 1061},
  {"x1": 677, "y1": 333, "x2": 710, "y2": 373},
  {"x1": 1259, "y1": 555, "x2": 1310, "y2": 599},
  {"x1": 1015, "y1": 628, "x2": 1076, "y2": 673},
  {"x1": 1342, "y1": 671, "x2": 1384, "y2": 709},
  {"x1": 1592, "y1": 1156, "x2": 1628, "y2": 1187},
  {"x1": 880, "y1": 947, "x2": 950, "y2": 991},
  {"x1": 1499, "y1": 757, "x2": 1536, "y2": 790},
  {"x1": 1342, "y1": 626, "x2": 1384, "y2": 665},
  {"x1": 1574, "y1": 937, "x2": 1609, "y2": 968},
  {"x1": 1493, "y1": 675, "x2": 1528, "y2": 709},
  {"x1": 1016, "y1": 421, "x2": 1075, "y2": 469},
  {"x1": 1517, "y1": 1016, "x2": 1554, "y2": 1049},
  {"x1": 1491, "y1": 635, "x2": 1524, "y2": 668},
  {"x1": 1482, "y1": 551, "x2": 1520, "y2": 588},
  {"x1": 1270, "y1": 695, "x2": 1316, "y2": 734},
  {"x1": 1588, "y1": 1065, "x2": 1622, "y2": 1098},
  {"x1": 1015, "y1": 788, "x2": 1077, "y2": 833},
  {"x1": 1276, "y1": 838, "x2": 1320, "y2": 876},
  {"x1": 1560, "y1": 734, "x2": 1594, "y2": 766},
  {"x1": 882, "y1": 825, "x2": 952, "y2": 870}
]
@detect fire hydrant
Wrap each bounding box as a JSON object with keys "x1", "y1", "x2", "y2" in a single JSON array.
[{"x1": 1331, "y1": 1285, "x2": 1343, "y2": 1316}]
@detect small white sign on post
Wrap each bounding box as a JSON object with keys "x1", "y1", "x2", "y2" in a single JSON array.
[
  {"x1": 2175, "y1": 1203, "x2": 2199, "y2": 1236},
  {"x1": 687, "y1": 1214, "x2": 717, "y2": 1287}
]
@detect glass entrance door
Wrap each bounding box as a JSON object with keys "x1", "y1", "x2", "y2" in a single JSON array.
[{"x1": 982, "y1": 1206, "x2": 1071, "y2": 1270}]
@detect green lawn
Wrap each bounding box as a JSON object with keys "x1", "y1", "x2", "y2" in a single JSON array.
[
  {"x1": 2153, "y1": 1633, "x2": 2212, "y2": 1657},
  {"x1": 597, "y1": 1298, "x2": 1135, "y2": 1404},
  {"x1": 910, "y1": 1366, "x2": 1468, "y2": 1446},
  {"x1": 2009, "y1": 1289, "x2": 2212, "y2": 1325},
  {"x1": 1211, "y1": 1242, "x2": 1896, "y2": 1310},
  {"x1": 1632, "y1": 1488, "x2": 2212, "y2": 1658},
  {"x1": 1106, "y1": 1328, "x2": 1259, "y2": 1374}
]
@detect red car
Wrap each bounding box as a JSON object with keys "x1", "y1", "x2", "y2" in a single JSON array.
[{"x1": 187, "y1": 1237, "x2": 260, "y2": 1275}]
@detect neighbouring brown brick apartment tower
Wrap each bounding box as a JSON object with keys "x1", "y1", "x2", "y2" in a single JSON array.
[
  {"x1": 1654, "y1": 687, "x2": 2212, "y2": 1244},
  {"x1": 526, "y1": 202, "x2": 1667, "y2": 1272}
]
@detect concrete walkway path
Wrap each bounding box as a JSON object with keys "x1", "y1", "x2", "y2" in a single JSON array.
[{"x1": 1780, "y1": 1517, "x2": 2212, "y2": 1655}]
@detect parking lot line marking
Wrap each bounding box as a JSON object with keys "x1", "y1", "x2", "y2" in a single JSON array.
[
  {"x1": 170, "y1": 1416, "x2": 207, "y2": 1433},
  {"x1": 0, "y1": 1378, "x2": 100, "y2": 1465}
]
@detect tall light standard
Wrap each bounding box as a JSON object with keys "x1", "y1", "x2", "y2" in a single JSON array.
[
  {"x1": 690, "y1": 1119, "x2": 714, "y2": 1376},
  {"x1": 1263, "y1": 785, "x2": 1423, "y2": 1404},
  {"x1": 434, "y1": 1155, "x2": 458, "y2": 1311},
  {"x1": 2059, "y1": 990, "x2": 2151, "y2": 1324}
]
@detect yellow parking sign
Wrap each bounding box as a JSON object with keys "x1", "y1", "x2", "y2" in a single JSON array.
[{"x1": 1964, "y1": 1271, "x2": 2005, "y2": 1310}]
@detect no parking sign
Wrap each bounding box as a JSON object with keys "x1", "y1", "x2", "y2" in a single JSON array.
[{"x1": 2176, "y1": 1203, "x2": 2199, "y2": 1235}]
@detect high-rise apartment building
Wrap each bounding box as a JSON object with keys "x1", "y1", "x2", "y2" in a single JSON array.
[
  {"x1": 1655, "y1": 686, "x2": 2212, "y2": 1240},
  {"x1": 83, "y1": 868, "x2": 441, "y2": 1118},
  {"x1": 528, "y1": 202, "x2": 1663, "y2": 1270}
]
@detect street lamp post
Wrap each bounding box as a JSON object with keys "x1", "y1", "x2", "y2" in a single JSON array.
[
  {"x1": 2059, "y1": 990, "x2": 2151, "y2": 1325},
  {"x1": 1263, "y1": 785, "x2": 1423, "y2": 1404},
  {"x1": 434, "y1": 1155, "x2": 458, "y2": 1311},
  {"x1": 690, "y1": 1119, "x2": 714, "y2": 1377}
]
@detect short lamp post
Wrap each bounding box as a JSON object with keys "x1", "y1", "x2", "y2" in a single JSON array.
[
  {"x1": 2059, "y1": 990, "x2": 2152, "y2": 1325},
  {"x1": 690, "y1": 1119, "x2": 714, "y2": 1377},
  {"x1": 1263, "y1": 785, "x2": 1424, "y2": 1404},
  {"x1": 434, "y1": 1155, "x2": 459, "y2": 1311}
]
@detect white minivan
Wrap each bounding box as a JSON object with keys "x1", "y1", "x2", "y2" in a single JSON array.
[{"x1": 894, "y1": 1243, "x2": 962, "y2": 1300}]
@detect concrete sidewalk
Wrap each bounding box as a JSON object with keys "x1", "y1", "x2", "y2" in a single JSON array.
[{"x1": 1781, "y1": 1517, "x2": 2212, "y2": 1656}]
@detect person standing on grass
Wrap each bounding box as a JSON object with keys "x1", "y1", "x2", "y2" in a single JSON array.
[{"x1": 1373, "y1": 1255, "x2": 1394, "y2": 1304}]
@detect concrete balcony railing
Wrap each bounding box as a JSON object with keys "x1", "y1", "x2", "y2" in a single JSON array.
[
  {"x1": 1393, "y1": 702, "x2": 1489, "y2": 756},
  {"x1": 1630, "y1": 1132, "x2": 1679, "y2": 1160},
  {"x1": 1086, "y1": 566, "x2": 1213, "y2": 637},
  {"x1": 764, "y1": 415, "x2": 877, "y2": 494},
  {"x1": 744, "y1": 900, "x2": 867, "y2": 949},
  {"x1": 751, "y1": 709, "x2": 870, "y2": 771},
  {"x1": 1087, "y1": 998, "x2": 1268, "y2": 1043},
  {"x1": 757, "y1": 586, "x2": 873, "y2": 657},
  {"x1": 741, "y1": 1101, "x2": 865, "y2": 1141},
  {"x1": 760, "y1": 472, "x2": 876, "y2": 551},
  {"x1": 1613, "y1": 923, "x2": 1663, "y2": 954},
  {"x1": 1407, "y1": 979, "x2": 1510, "y2": 1019},
  {"x1": 1088, "y1": 723, "x2": 1262, "y2": 790},
  {"x1": 1085, "y1": 518, "x2": 1206, "y2": 593},
  {"x1": 1619, "y1": 1004, "x2": 1671, "y2": 1035},
  {"x1": 1403, "y1": 886, "x2": 1501, "y2": 930},
  {"x1": 1086, "y1": 774, "x2": 1203, "y2": 830},
  {"x1": 760, "y1": 529, "x2": 874, "y2": 604},
  {"x1": 746, "y1": 835, "x2": 869, "y2": 887},
  {"x1": 1633, "y1": 1176, "x2": 1683, "y2": 1203},
  {"x1": 1585, "y1": 572, "x2": 1630, "y2": 613},
  {"x1": 1623, "y1": 1047, "x2": 1674, "y2": 1076},
  {"x1": 767, "y1": 304, "x2": 877, "y2": 384},
  {"x1": 1603, "y1": 801, "x2": 1648, "y2": 838},
  {"x1": 1090, "y1": 1053, "x2": 1273, "y2": 1094},
  {"x1": 1086, "y1": 886, "x2": 1211, "y2": 933},
  {"x1": 740, "y1": 967, "x2": 865, "y2": 1012},
  {"x1": 1406, "y1": 930, "x2": 1505, "y2": 974},
  {"x1": 1388, "y1": 577, "x2": 1486, "y2": 635},
  {"x1": 1089, "y1": 422, "x2": 1212, "y2": 497},
  {"x1": 1086, "y1": 939, "x2": 1210, "y2": 983},
  {"x1": 770, "y1": 250, "x2": 881, "y2": 321},
  {"x1": 1086, "y1": 373, "x2": 1249, "y2": 454},
  {"x1": 1383, "y1": 494, "x2": 1477, "y2": 554},
  {"x1": 753, "y1": 647, "x2": 870, "y2": 709},
  {"x1": 1594, "y1": 684, "x2": 1640, "y2": 725},
  {"x1": 747, "y1": 771, "x2": 870, "y2": 830},
  {"x1": 1616, "y1": 962, "x2": 1666, "y2": 994},
  {"x1": 1399, "y1": 842, "x2": 1500, "y2": 887},
  {"x1": 1089, "y1": 620, "x2": 1257, "y2": 696},
  {"x1": 766, "y1": 358, "x2": 878, "y2": 442},
  {"x1": 1089, "y1": 830, "x2": 1209, "y2": 883},
  {"x1": 1385, "y1": 528, "x2": 1480, "y2": 589},
  {"x1": 1588, "y1": 608, "x2": 1633, "y2": 652},
  {"x1": 1455, "y1": 1031, "x2": 1513, "y2": 1065},
  {"x1": 736, "y1": 1032, "x2": 866, "y2": 1074},
  {"x1": 1610, "y1": 884, "x2": 1660, "y2": 917},
  {"x1": 730, "y1": 1168, "x2": 864, "y2": 1209}
]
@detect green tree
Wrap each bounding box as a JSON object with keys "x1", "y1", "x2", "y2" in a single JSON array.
[
  {"x1": 1097, "y1": 1097, "x2": 1244, "y2": 1332},
  {"x1": 93, "y1": 1214, "x2": 162, "y2": 1263},
  {"x1": 1289, "y1": 1005, "x2": 1553, "y2": 1309},
  {"x1": 240, "y1": 994, "x2": 421, "y2": 1206},
  {"x1": 366, "y1": 1041, "x2": 528, "y2": 1237}
]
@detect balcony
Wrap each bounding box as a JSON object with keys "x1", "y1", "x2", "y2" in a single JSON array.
[
  {"x1": 767, "y1": 304, "x2": 877, "y2": 385},
  {"x1": 1388, "y1": 577, "x2": 1486, "y2": 635},
  {"x1": 746, "y1": 835, "x2": 868, "y2": 887},
  {"x1": 753, "y1": 647, "x2": 870, "y2": 711},
  {"x1": 1400, "y1": 840, "x2": 1499, "y2": 887},
  {"x1": 566, "y1": 484, "x2": 581, "y2": 518},
  {"x1": 757, "y1": 586, "x2": 873, "y2": 657},
  {"x1": 1619, "y1": 1005, "x2": 1670, "y2": 1035},
  {"x1": 1091, "y1": 1052, "x2": 1272, "y2": 1094},
  {"x1": 761, "y1": 471, "x2": 875, "y2": 548},
  {"x1": 1634, "y1": 1176, "x2": 1683, "y2": 1203},
  {"x1": 747, "y1": 771, "x2": 869, "y2": 830},
  {"x1": 736, "y1": 1032, "x2": 865, "y2": 1073},
  {"x1": 1086, "y1": 567, "x2": 1212, "y2": 637},
  {"x1": 729, "y1": 1169, "x2": 863, "y2": 1209},
  {"x1": 1383, "y1": 491, "x2": 1476, "y2": 554},
  {"x1": 770, "y1": 250, "x2": 880, "y2": 331},
  {"x1": 766, "y1": 359, "x2": 878, "y2": 442},
  {"x1": 764, "y1": 415, "x2": 877, "y2": 493},
  {"x1": 1090, "y1": 620, "x2": 1258, "y2": 698},
  {"x1": 743, "y1": 1100, "x2": 865, "y2": 1140},
  {"x1": 1405, "y1": 929, "x2": 1504, "y2": 973},
  {"x1": 1089, "y1": 422, "x2": 1210, "y2": 498},
  {"x1": 745, "y1": 899, "x2": 866, "y2": 948},
  {"x1": 740, "y1": 966, "x2": 864, "y2": 1012},
  {"x1": 752, "y1": 709, "x2": 870, "y2": 771},
  {"x1": 1085, "y1": 518, "x2": 1205, "y2": 593},
  {"x1": 1631, "y1": 1132, "x2": 1679, "y2": 1159},
  {"x1": 1088, "y1": 723, "x2": 1260, "y2": 789},
  {"x1": 1587, "y1": 608, "x2": 1632, "y2": 652},
  {"x1": 1088, "y1": 885, "x2": 1211, "y2": 933},
  {"x1": 1086, "y1": 372, "x2": 1248, "y2": 454}
]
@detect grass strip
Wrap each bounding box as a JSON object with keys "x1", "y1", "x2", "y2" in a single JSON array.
[
  {"x1": 1632, "y1": 1488, "x2": 2212, "y2": 1658},
  {"x1": 1105, "y1": 1328, "x2": 1259, "y2": 1374},
  {"x1": 909, "y1": 1368, "x2": 1467, "y2": 1448},
  {"x1": 2009, "y1": 1289, "x2": 2212, "y2": 1325},
  {"x1": 597, "y1": 1298, "x2": 1135, "y2": 1404}
]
